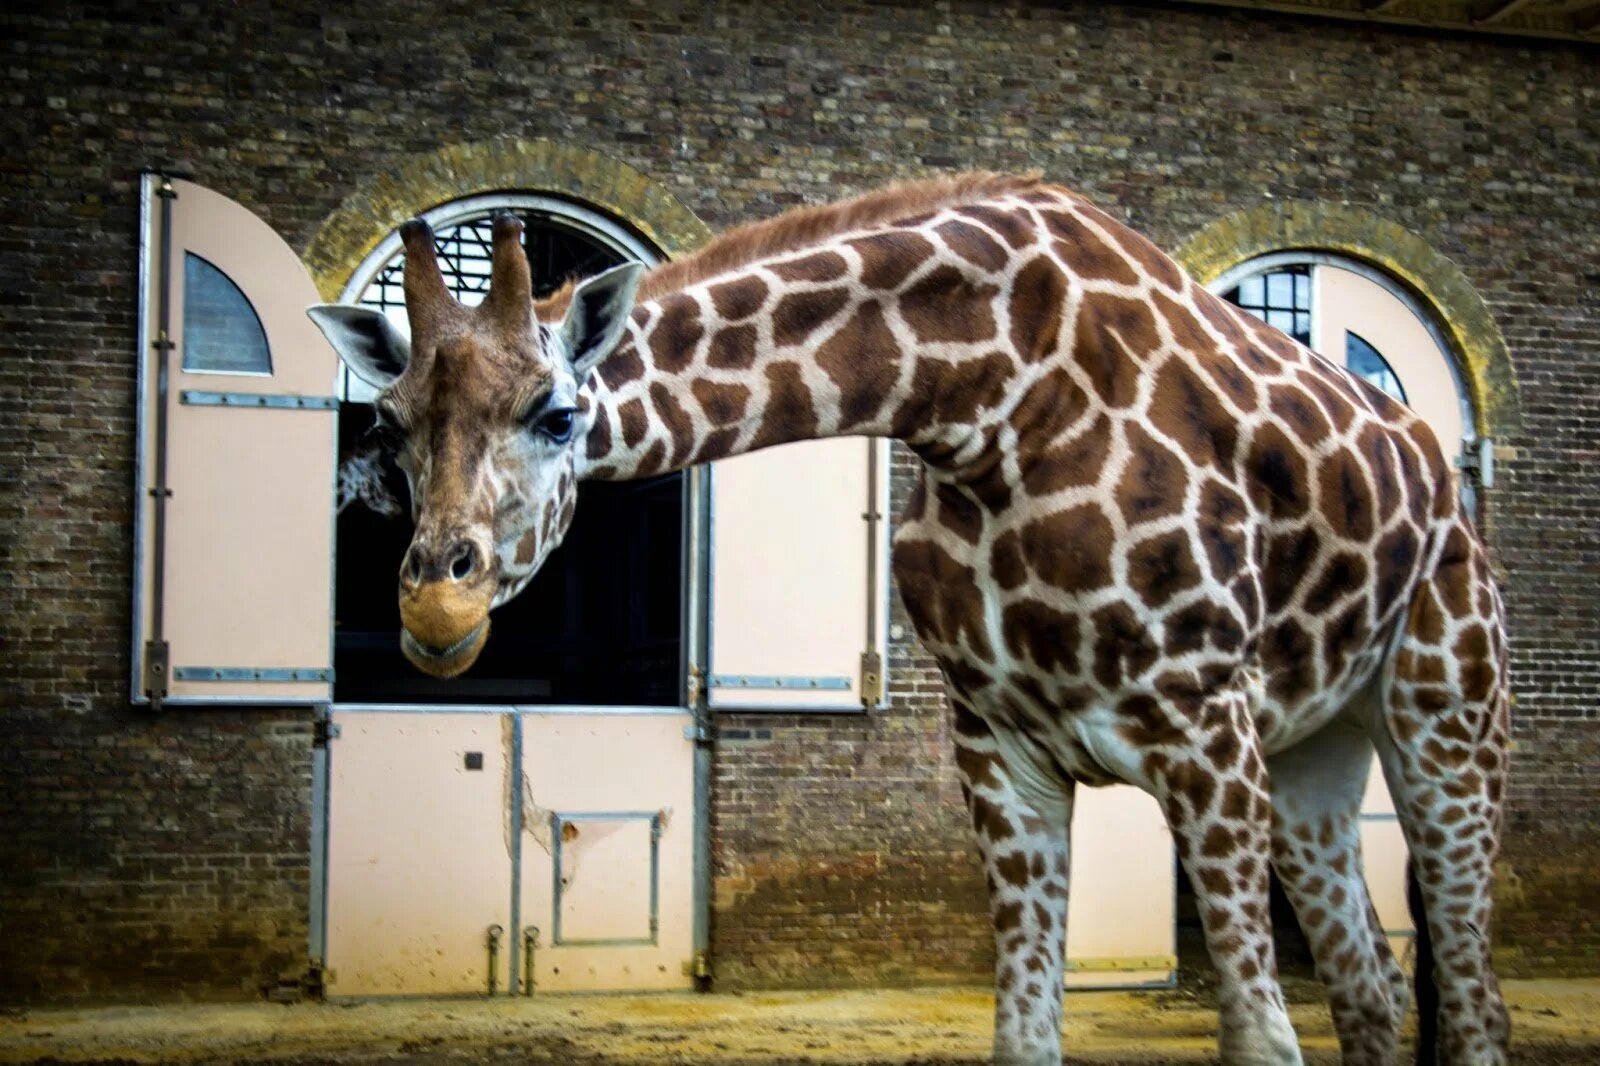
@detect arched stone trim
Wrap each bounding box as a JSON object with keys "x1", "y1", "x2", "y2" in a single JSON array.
[
  {"x1": 302, "y1": 138, "x2": 714, "y2": 302},
  {"x1": 1175, "y1": 202, "x2": 1521, "y2": 438}
]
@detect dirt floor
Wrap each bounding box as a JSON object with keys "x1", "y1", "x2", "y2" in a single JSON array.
[{"x1": 2, "y1": 979, "x2": 1597, "y2": 1065}]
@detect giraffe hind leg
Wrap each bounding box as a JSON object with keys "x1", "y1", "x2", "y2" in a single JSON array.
[
  {"x1": 1268, "y1": 709, "x2": 1406, "y2": 1066},
  {"x1": 1368, "y1": 532, "x2": 1511, "y2": 1066}
]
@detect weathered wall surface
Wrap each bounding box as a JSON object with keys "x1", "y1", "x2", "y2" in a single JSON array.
[{"x1": 0, "y1": 1, "x2": 1594, "y2": 1001}]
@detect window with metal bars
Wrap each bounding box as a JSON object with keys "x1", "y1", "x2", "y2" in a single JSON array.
[{"x1": 1224, "y1": 265, "x2": 1311, "y2": 346}]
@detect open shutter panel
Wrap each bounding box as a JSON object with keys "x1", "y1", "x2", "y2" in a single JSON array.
[
  {"x1": 708, "y1": 437, "x2": 889, "y2": 711},
  {"x1": 132, "y1": 176, "x2": 338, "y2": 705}
]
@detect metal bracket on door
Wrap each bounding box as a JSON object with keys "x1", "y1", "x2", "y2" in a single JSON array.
[
  {"x1": 1459, "y1": 436, "x2": 1495, "y2": 489},
  {"x1": 179, "y1": 390, "x2": 338, "y2": 410},
  {"x1": 485, "y1": 924, "x2": 504, "y2": 995},
  {"x1": 709, "y1": 674, "x2": 850, "y2": 691},
  {"x1": 174, "y1": 666, "x2": 333, "y2": 682}
]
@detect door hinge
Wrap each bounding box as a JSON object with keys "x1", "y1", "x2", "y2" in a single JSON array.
[
  {"x1": 143, "y1": 639, "x2": 170, "y2": 701},
  {"x1": 682, "y1": 950, "x2": 711, "y2": 980},
  {"x1": 686, "y1": 662, "x2": 704, "y2": 709},
  {"x1": 313, "y1": 719, "x2": 341, "y2": 747},
  {"x1": 859, "y1": 649, "x2": 884, "y2": 707},
  {"x1": 1459, "y1": 436, "x2": 1495, "y2": 489}
]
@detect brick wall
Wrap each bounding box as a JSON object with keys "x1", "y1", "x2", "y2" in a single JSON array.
[{"x1": 0, "y1": 0, "x2": 1594, "y2": 1001}]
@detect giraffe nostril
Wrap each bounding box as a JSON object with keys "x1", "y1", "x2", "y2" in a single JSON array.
[
  {"x1": 449, "y1": 542, "x2": 477, "y2": 581},
  {"x1": 403, "y1": 548, "x2": 424, "y2": 585}
]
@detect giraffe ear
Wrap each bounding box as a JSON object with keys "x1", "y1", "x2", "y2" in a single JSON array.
[
  {"x1": 307, "y1": 304, "x2": 411, "y2": 390},
  {"x1": 561, "y1": 262, "x2": 645, "y2": 379}
]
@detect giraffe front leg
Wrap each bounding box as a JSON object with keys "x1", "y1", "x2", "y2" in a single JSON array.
[
  {"x1": 1268, "y1": 711, "x2": 1406, "y2": 1066},
  {"x1": 952, "y1": 701, "x2": 1073, "y2": 1066},
  {"x1": 1146, "y1": 688, "x2": 1303, "y2": 1066}
]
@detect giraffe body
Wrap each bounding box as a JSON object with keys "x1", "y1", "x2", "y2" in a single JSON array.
[{"x1": 310, "y1": 174, "x2": 1511, "y2": 1065}]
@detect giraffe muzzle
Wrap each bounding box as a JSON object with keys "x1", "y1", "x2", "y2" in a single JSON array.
[{"x1": 398, "y1": 578, "x2": 494, "y2": 679}]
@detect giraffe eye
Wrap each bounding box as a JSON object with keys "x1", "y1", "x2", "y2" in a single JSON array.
[
  {"x1": 532, "y1": 406, "x2": 577, "y2": 444},
  {"x1": 366, "y1": 414, "x2": 405, "y2": 454}
]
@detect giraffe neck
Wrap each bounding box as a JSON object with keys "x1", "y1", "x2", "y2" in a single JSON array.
[{"x1": 575, "y1": 232, "x2": 1012, "y2": 483}]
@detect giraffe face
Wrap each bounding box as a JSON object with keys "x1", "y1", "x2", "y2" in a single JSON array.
[{"x1": 308, "y1": 214, "x2": 642, "y2": 678}]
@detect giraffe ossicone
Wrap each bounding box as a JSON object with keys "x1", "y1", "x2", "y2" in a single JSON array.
[{"x1": 310, "y1": 175, "x2": 1511, "y2": 1065}]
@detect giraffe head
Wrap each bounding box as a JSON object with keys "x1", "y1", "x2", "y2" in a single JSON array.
[{"x1": 309, "y1": 213, "x2": 642, "y2": 677}]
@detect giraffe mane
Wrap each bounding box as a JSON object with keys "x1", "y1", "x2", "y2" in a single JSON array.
[{"x1": 535, "y1": 171, "x2": 1045, "y2": 321}]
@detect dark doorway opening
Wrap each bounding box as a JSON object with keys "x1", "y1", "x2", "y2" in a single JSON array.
[{"x1": 332, "y1": 201, "x2": 683, "y2": 706}]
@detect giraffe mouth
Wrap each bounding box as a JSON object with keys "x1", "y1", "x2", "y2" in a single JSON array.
[{"x1": 400, "y1": 620, "x2": 490, "y2": 678}]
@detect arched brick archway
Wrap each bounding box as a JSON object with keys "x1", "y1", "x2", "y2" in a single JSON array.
[
  {"x1": 1175, "y1": 201, "x2": 1521, "y2": 440},
  {"x1": 301, "y1": 137, "x2": 713, "y2": 301}
]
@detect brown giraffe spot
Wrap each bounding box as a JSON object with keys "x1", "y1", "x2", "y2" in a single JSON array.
[
  {"x1": 1021, "y1": 414, "x2": 1111, "y2": 496},
  {"x1": 1323, "y1": 602, "x2": 1369, "y2": 681},
  {"x1": 750, "y1": 361, "x2": 819, "y2": 451},
  {"x1": 514, "y1": 530, "x2": 537, "y2": 566},
  {"x1": 1270, "y1": 383, "x2": 1333, "y2": 446},
  {"x1": 1220, "y1": 779, "x2": 1252, "y2": 818},
  {"x1": 1019, "y1": 503, "x2": 1114, "y2": 594},
  {"x1": 847, "y1": 231, "x2": 936, "y2": 291},
  {"x1": 901, "y1": 266, "x2": 1000, "y2": 344},
  {"x1": 1127, "y1": 530, "x2": 1202, "y2": 607},
  {"x1": 956, "y1": 204, "x2": 1037, "y2": 250},
  {"x1": 1008, "y1": 256, "x2": 1070, "y2": 363},
  {"x1": 954, "y1": 744, "x2": 1004, "y2": 791},
  {"x1": 892, "y1": 538, "x2": 995, "y2": 661},
  {"x1": 692, "y1": 426, "x2": 741, "y2": 464},
  {"x1": 1091, "y1": 601, "x2": 1162, "y2": 687},
  {"x1": 1194, "y1": 289, "x2": 1255, "y2": 353},
  {"x1": 936, "y1": 219, "x2": 1009, "y2": 271},
  {"x1": 1455, "y1": 625, "x2": 1496, "y2": 704},
  {"x1": 1041, "y1": 210, "x2": 1141, "y2": 285},
  {"x1": 772, "y1": 287, "x2": 850, "y2": 347},
  {"x1": 585, "y1": 410, "x2": 612, "y2": 460},
  {"x1": 1373, "y1": 524, "x2": 1421, "y2": 620},
  {"x1": 1117, "y1": 694, "x2": 1187, "y2": 747},
  {"x1": 1246, "y1": 423, "x2": 1312, "y2": 518},
  {"x1": 648, "y1": 292, "x2": 704, "y2": 373},
  {"x1": 1303, "y1": 551, "x2": 1368, "y2": 615},
  {"x1": 1303, "y1": 374, "x2": 1358, "y2": 434},
  {"x1": 1001, "y1": 600, "x2": 1081, "y2": 674},
  {"x1": 1148, "y1": 357, "x2": 1240, "y2": 470},
  {"x1": 619, "y1": 397, "x2": 649, "y2": 448},
  {"x1": 1077, "y1": 203, "x2": 1187, "y2": 290},
  {"x1": 1116, "y1": 424, "x2": 1188, "y2": 526},
  {"x1": 635, "y1": 440, "x2": 667, "y2": 476},
  {"x1": 995, "y1": 851, "x2": 1031, "y2": 888},
  {"x1": 1075, "y1": 292, "x2": 1158, "y2": 408},
  {"x1": 708, "y1": 323, "x2": 758, "y2": 369},
  {"x1": 648, "y1": 383, "x2": 695, "y2": 467},
  {"x1": 709, "y1": 274, "x2": 769, "y2": 321},
  {"x1": 1317, "y1": 449, "x2": 1378, "y2": 542},
  {"x1": 990, "y1": 531, "x2": 1026, "y2": 590},
  {"x1": 597, "y1": 339, "x2": 646, "y2": 388},
  {"x1": 769, "y1": 249, "x2": 849, "y2": 283},
  {"x1": 1164, "y1": 601, "x2": 1244, "y2": 656},
  {"x1": 1263, "y1": 618, "x2": 1317, "y2": 704},
  {"x1": 1438, "y1": 529, "x2": 1476, "y2": 617},
  {"x1": 815, "y1": 300, "x2": 900, "y2": 430},
  {"x1": 1201, "y1": 824, "x2": 1240, "y2": 859},
  {"x1": 1196, "y1": 480, "x2": 1249, "y2": 578},
  {"x1": 1193, "y1": 357, "x2": 1260, "y2": 428},
  {"x1": 897, "y1": 351, "x2": 1011, "y2": 435},
  {"x1": 970, "y1": 794, "x2": 1016, "y2": 842},
  {"x1": 1009, "y1": 367, "x2": 1089, "y2": 443},
  {"x1": 1263, "y1": 526, "x2": 1322, "y2": 614},
  {"x1": 934, "y1": 482, "x2": 984, "y2": 545},
  {"x1": 1152, "y1": 290, "x2": 1214, "y2": 355},
  {"x1": 1196, "y1": 867, "x2": 1233, "y2": 896},
  {"x1": 691, "y1": 379, "x2": 751, "y2": 426}
]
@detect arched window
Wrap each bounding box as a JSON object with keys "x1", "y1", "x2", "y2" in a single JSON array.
[
  {"x1": 338, "y1": 193, "x2": 660, "y2": 401},
  {"x1": 1213, "y1": 252, "x2": 1476, "y2": 494},
  {"x1": 333, "y1": 194, "x2": 680, "y2": 707}
]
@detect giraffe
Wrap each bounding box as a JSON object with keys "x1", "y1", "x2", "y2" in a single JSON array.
[{"x1": 308, "y1": 174, "x2": 1511, "y2": 1066}]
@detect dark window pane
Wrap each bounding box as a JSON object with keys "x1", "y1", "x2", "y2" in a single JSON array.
[
  {"x1": 1347, "y1": 331, "x2": 1408, "y2": 404},
  {"x1": 182, "y1": 253, "x2": 271, "y2": 374}
]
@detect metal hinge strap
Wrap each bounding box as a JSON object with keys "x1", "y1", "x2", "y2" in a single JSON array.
[
  {"x1": 179, "y1": 390, "x2": 337, "y2": 410},
  {"x1": 174, "y1": 666, "x2": 333, "y2": 682},
  {"x1": 1064, "y1": 954, "x2": 1177, "y2": 973},
  {"x1": 709, "y1": 674, "x2": 849, "y2": 691}
]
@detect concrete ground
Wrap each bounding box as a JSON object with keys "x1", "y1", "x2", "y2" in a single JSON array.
[{"x1": 2, "y1": 980, "x2": 1598, "y2": 1064}]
